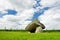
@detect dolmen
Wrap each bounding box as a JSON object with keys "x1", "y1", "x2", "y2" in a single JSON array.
[{"x1": 25, "y1": 19, "x2": 45, "y2": 33}]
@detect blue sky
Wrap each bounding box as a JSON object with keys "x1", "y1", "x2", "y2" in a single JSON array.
[
  {"x1": 0, "y1": 0, "x2": 41, "y2": 19},
  {"x1": 0, "y1": 0, "x2": 50, "y2": 21},
  {"x1": 0, "y1": 0, "x2": 60, "y2": 30},
  {"x1": 0, "y1": 9, "x2": 17, "y2": 18}
]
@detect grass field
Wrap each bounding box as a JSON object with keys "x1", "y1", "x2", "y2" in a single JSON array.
[{"x1": 0, "y1": 30, "x2": 60, "y2": 40}]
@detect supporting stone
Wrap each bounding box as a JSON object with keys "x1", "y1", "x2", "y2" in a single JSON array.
[{"x1": 35, "y1": 26, "x2": 43, "y2": 33}]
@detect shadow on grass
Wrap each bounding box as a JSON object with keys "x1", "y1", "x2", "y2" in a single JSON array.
[
  {"x1": 43, "y1": 30, "x2": 60, "y2": 33},
  {"x1": 0, "y1": 30, "x2": 60, "y2": 33},
  {"x1": 0, "y1": 30, "x2": 28, "y2": 32}
]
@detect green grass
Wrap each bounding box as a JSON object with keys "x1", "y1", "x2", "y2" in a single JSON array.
[{"x1": 0, "y1": 30, "x2": 60, "y2": 40}]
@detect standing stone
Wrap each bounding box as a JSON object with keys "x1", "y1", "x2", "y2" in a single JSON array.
[{"x1": 35, "y1": 26, "x2": 43, "y2": 33}]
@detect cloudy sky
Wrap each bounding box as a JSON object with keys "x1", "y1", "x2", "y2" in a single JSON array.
[{"x1": 0, "y1": 0, "x2": 60, "y2": 30}]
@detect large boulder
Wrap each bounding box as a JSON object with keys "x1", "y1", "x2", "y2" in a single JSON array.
[{"x1": 25, "y1": 19, "x2": 45, "y2": 33}]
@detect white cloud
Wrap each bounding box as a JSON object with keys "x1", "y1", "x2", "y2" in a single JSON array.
[
  {"x1": 39, "y1": 0, "x2": 60, "y2": 30},
  {"x1": 0, "y1": 0, "x2": 60, "y2": 30},
  {"x1": 0, "y1": 0, "x2": 14, "y2": 14},
  {"x1": 0, "y1": 0, "x2": 14, "y2": 9},
  {"x1": 0, "y1": 8, "x2": 34, "y2": 29},
  {"x1": 40, "y1": 0, "x2": 60, "y2": 7},
  {"x1": 8, "y1": 0, "x2": 35, "y2": 13},
  {"x1": 0, "y1": 0, "x2": 35, "y2": 29},
  {"x1": 9, "y1": 0, "x2": 34, "y2": 8}
]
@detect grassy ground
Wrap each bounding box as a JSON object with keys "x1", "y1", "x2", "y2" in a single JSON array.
[{"x1": 0, "y1": 30, "x2": 60, "y2": 40}]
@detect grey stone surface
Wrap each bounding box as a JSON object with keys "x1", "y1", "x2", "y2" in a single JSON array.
[
  {"x1": 25, "y1": 18, "x2": 45, "y2": 33},
  {"x1": 35, "y1": 27, "x2": 43, "y2": 33}
]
